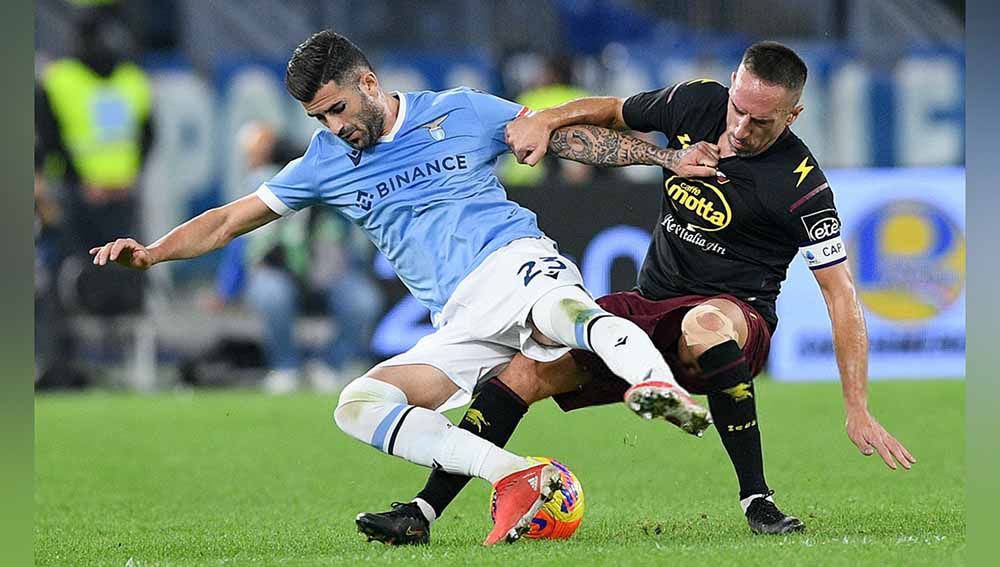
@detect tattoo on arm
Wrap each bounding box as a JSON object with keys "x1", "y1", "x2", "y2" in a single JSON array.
[{"x1": 548, "y1": 125, "x2": 679, "y2": 168}]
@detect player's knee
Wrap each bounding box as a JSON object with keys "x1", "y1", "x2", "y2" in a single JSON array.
[
  {"x1": 332, "y1": 379, "x2": 364, "y2": 437},
  {"x1": 333, "y1": 376, "x2": 408, "y2": 440},
  {"x1": 530, "y1": 285, "x2": 605, "y2": 349},
  {"x1": 681, "y1": 303, "x2": 738, "y2": 350},
  {"x1": 497, "y1": 358, "x2": 546, "y2": 405}
]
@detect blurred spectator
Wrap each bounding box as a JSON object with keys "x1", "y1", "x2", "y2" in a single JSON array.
[
  {"x1": 215, "y1": 122, "x2": 385, "y2": 394},
  {"x1": 34, "y1": 8, "x2": 153, "y2": 386},
  {"x1": 500, "y1": 54, "x2": 594, "y2": 186},
  {"x1": 35, "y1": 136, "x2": 89, "y2": 389},
  {"x1": 35, "y1": 8, "x2": 153, "y2": 318}
]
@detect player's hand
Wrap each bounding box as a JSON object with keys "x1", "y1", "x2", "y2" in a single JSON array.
[
  {"x1": 89, "y1": 238, "x2": 155, "y2": 270},
  {"x1": 665, "y1": 141, "x2": 720, "y2": 178},
  {"x1": 505, "y1": 112, "x2": 551, "y2": 166},
  {"x1": 846, "y1": 409, "x2": 917, "y2": 470}
]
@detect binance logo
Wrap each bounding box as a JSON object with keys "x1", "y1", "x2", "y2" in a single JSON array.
[
  {"x1": 463, "y1": 409, "x2": 490, "y2": 432},
  {"x1": 723, "y1": 382, "x2": 754, "y2": 401},
  {"x1": 665, "y1": 176, "x2": 732, "y2": 232}
]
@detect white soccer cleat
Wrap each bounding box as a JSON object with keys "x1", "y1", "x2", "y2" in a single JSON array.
[{"x1": 624, "y1": 380, "x2": 713, "y2": 437}]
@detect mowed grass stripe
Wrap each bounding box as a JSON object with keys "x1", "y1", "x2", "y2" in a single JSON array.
[{"x1": 35, "y1": 379, "x2": 964, "y2": 566}]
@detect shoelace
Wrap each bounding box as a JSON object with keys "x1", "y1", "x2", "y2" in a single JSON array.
[
  {"x1": 388, "y1": 502, "x2": 422, "y2": 519},
  {"x1": 750, "y1": 498, "x2": 786, "y2": 524}
]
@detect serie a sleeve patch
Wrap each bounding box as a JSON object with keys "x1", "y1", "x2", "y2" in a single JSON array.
[{"x1": 798, "y1": 234, "x2": 847, "y2": 270}]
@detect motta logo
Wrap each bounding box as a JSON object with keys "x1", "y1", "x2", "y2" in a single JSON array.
[{"x1": 664, "y1": 176, "x2": 732, "y2": 232}]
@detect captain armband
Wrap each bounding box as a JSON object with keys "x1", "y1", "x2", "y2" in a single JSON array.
[{"x1": 798, "y1": 235, "x2": 847, "y2": 270}]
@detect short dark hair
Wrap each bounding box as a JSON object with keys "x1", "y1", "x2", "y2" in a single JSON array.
[
  {"x1": 285, "y1": 30, "x2": 373, "y2": 102},
  {"x1": 740, "y1": 41, "x2": 808, "y2": 94}
]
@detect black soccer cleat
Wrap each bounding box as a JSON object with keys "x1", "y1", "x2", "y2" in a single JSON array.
[
  {"x1": 745, "y1": 494, "x2": 806, "y2": 535},
  {"x1": 356, "y1": 502, "x2": 431, "y2": 545}
]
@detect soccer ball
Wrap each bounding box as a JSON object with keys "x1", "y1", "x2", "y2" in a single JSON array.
[{"x1": 490, "y1": 457, "x2": 585, "y2": 539}]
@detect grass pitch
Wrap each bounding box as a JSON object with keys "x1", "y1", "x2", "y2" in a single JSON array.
[{"x1": 35, "y1": 379, "x2": 964, "y2": 566}]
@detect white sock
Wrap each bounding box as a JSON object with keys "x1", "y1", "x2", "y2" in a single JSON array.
[
  {"x1": 334, "y1": 377, "x2": 531, "y2": 484},
  {"x1": 412, "y1": 498, "x2": 437, "y2": 523},
  {"x1": 587, "y1": 315, "x2": 674, "y2": 385},
  {"x1": 427, "y1": 422, "x2": 530, "y2": 484},
  {"x1": 740, "y1": 493, "x2": 774, "y2": 514},
  {"x1": 530, "y1": 286, "x2": 675, "y2": 386}
]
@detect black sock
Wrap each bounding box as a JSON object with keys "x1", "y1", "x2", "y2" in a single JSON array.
[
  {"x1": 415, "y1": 377, "x2": 529, "y2": 519},
  {"x1": 699, "y1": 340, "x2": 769, "y2": 500}
]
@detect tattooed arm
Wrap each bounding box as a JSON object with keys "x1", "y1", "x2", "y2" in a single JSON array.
[{"x1": 548, "y1": 125, "x2": 720, "y2": 178}]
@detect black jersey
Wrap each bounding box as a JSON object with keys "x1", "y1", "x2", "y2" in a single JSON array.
[{"x1": 621, "y1": 80, "x2": 846, "y2": 330}]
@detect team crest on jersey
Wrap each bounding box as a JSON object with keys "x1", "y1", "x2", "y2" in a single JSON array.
[
  {"x1": 421, "y1": 114, "x2": 449, "y2": 141},
  {"x1": 664, "y1": 176, "x2": 732, "y2": 232}
]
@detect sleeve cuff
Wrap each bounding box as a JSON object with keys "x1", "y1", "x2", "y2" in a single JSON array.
[{"x1": 254, "y1": 184, "x2": 295, "y2": 217}]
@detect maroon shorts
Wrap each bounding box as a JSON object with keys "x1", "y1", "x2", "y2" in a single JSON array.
[{"x1": 553, "y1": 291, "x2": 772, "y2": 412}]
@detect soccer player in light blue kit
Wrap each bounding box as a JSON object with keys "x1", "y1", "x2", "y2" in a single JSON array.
[{"x1": 90, "y1": 30, "x2": 710, "y2": 545}]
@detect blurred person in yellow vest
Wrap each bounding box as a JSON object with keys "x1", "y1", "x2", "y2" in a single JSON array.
[
  {"x1": 500, "y1": 56, "x2": 593, "y2": 186},
  {"x1": 36, "y1": 9, "x2": 153, "y2": 252}
]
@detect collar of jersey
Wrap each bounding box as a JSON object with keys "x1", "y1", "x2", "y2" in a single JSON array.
[{"x1": 378, "y1": 91, "x2": 407, "y2": 143}]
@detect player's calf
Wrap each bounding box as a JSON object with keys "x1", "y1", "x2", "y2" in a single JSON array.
[
  {"x1": 530, "y1": 286, "x2": 711, "y2": 435},
  {"x1": 685, "y1": 304, "x2": 776, "y2": 524},
  {"x1": 529, "y1": 285, "x2": 675, "y2": 385},
  {"x1": 336, "y1": 373, "x2": 564, "y2": 546},
  {"x1": 334, "y1": 376, "x2": 529, "y2": 480}
]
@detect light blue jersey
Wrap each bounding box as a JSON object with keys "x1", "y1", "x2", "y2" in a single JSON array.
[{"x1": 256, "y1": 88, "x2": 544, "y2": 320}]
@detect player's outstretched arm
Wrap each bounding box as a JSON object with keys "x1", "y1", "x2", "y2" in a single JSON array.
[
  {"x1": 548, "y1": 124, "x2": 719, "y2": 178},
  {"x1": 506, "y1": 97, "x2": 628, "y2": 166},
  {"x1": 814, "y1": 262, "x2": 917, "y2": 471},
  {"x1": 90, "y1": 193, "x2": 281, "y2": 270}
]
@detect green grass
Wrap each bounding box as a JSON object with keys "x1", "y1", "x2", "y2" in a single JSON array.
[{"x1": 35, "y1": 379, "x2": 965, "y2": 566}]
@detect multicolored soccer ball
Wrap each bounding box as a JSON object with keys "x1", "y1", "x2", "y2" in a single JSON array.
[{"x1": 490, "y1": 457, "x2": 585, "y2": 539}]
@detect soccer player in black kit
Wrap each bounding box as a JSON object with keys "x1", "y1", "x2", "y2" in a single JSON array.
[{"x1": 357, "y1": 41, "x2": 916, "y2": 544}]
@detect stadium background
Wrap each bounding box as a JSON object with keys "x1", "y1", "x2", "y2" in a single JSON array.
[
  {"x1": 33, "y1": 2, "x2": 966, "y2": 565},
  {"x1": 34, "y1": 0, "x2": 965, "y2": 389}
]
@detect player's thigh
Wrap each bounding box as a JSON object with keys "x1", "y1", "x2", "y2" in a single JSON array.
[
  {"x1": 497, "y1": 352, "x2": 591, "y2": 404},
  {"x1": 368, "y1": 363, "x2": 459, "y2": 410},
  {"x1": 677, "y1": 297, "x2": 750, "y2": 366},
  {"x1": 369, "y1": 326, "x2": 517, "y2": 411}
]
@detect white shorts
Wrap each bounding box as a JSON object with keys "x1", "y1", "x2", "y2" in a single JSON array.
[{"x1": 374, "y1": 237, "x2": 585, "y2": 412}]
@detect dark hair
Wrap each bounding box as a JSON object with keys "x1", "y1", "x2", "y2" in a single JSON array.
[
  {"x1": 740, "y1": 41, "x2": 808, "y2": 94},
  {"x1": 285, "y1": 30, "x2": 373, "y2": 102}
]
